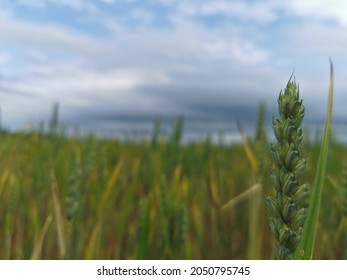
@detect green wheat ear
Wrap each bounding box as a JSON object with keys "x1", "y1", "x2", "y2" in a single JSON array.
[{"x1": 266, "y1": 77, "x2": 309, "y2": 260}]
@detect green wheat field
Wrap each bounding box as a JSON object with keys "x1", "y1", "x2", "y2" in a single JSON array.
[{"x1": 1, "y1": 71, "x2": 346, "y2": 260}]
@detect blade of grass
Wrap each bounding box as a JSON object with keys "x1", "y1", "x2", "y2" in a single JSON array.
[
  {"x1": 50, "y1": 169, "x2": 66, "y2": 259},
  {"x1": 248, "y1": 185, "x2": 262, "y2": 259},
  {"x1": 114, "y1": 159, "x2": 140, "y2": 259},
  {"x1": 207, "y1": 166, "x2": 221, "y2": 207},
  {"x1": 136, "y1": 198, "x2": 151, "y2": 259},
  {"x1": 192, "y1": 202, "x2": 203, "y2": 240},
  {"x1": 236, "y1": 120, "x2": 258, "y2": 173},
  {"x1": 97, "y1": 159, "x2": 123, "y2": 218},
  {"x1": 30, "y1": 215, "x2": 53, "y2": 260},
  {"x1": 220, "y1": 183, "x2": 261, "y2": 212},
  {"x1": 294, "y1": 60, "x2": 334, "y2": 260},
  {"x1": 334, "y1": 217, "x2": 347, "y2": 243},
  {"x1": 85, "y1": 160, "x2": 123, "y2": 259},
  {"x1": 84, "y1": 221, "x2": 101, "y2": 260}
]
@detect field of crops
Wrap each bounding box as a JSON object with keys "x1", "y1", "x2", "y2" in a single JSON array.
[{"x1": 0, "y1": 107, "x2": 346, "y2": 260}]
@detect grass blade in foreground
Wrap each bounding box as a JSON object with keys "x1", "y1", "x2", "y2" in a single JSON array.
[
  {"x1": 51, "y1": 169, "x2": 66, "y2": 259},
  {"x1": 294, "y1": 61, "x2": 334, "y2": 260},
  {"x1": 30, "y1": 215, "x2": 53, "y2": 260}
]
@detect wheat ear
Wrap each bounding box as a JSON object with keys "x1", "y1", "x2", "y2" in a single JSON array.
[{"x1": 266, "y1": 77, "x2": 309, "y2": 260}]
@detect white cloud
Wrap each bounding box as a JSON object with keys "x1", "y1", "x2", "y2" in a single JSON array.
[
  {"x1": 0, "y1": 53, "x2": 11, "y2": 66},
  {"x1": 104, "y1": 16, "x2": 268, "y2": 67},
  {"x1": 0, "y1": 14, "x2": 107, "y2": 55},
  {"x1": 0, "y1": 62, "x2": 171, "y2": 120},
  {"x1": 152, "y1": 0, "x2": 175, "y2": 6},
  {"x1": 100, "y1": 0, "x2": 117, "y2": 3},
  {"x1": 177, "y1": 0, "x2": 347, "y2": 27},
  {"x1": 287, "y1": 0, "x2": 347, "y2": 26},
  {"x1": 0, "y1": 64, "x2": 174, "y2": 134},
  {"x1": 12, "y1": 0, "x2": 45, "y2": 9},
  {"x1": 2, "y1": 0, "x2": 101, "y2": 11},
  {"x1": 179, "y1": 1, "x2": 278, "y2": 24},
  {"x1": 203, "y1": 39, "x2": 267, "y2": 65},
  {"x1": 2, "y1": 63, "x2": 169, "y2": 97},
  {"x1": 130, "y1": 9, "x2": 154, "y2": 24},
  {"x1": 288, "y1": 23, "x2": 347, "y2": 54}
]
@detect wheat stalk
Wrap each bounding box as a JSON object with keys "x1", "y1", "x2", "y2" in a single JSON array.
[{"x1": 266, "y1": 77, "x2": 309, "y2": 259}]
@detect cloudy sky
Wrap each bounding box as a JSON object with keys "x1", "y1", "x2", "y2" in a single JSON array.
[{"x1": 0, "y1": 0, "x2": 347, "y2": 141}]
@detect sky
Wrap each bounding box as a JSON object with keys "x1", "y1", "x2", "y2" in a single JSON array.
[{"x1": 1, "y1": 0, "x2": 347, "y2": 142}]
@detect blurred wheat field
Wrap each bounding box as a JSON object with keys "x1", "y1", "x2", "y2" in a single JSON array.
[{"x1": 0, "y1": 112, "x2": 347, "y2": 260}]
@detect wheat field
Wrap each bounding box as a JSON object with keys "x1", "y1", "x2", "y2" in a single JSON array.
[{"x1": 0, "y1": 101, "x2": 346, "y2": 260}]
